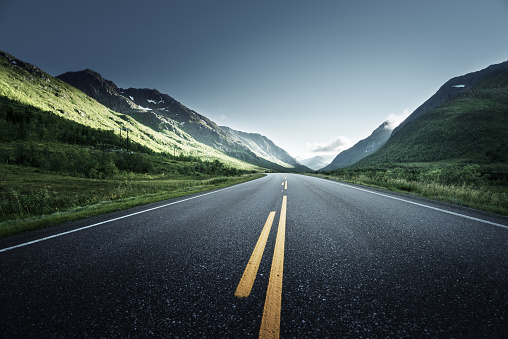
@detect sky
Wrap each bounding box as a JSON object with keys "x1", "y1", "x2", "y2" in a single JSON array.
[{"x1": 1, "y1": 0, "x2": 507, "y2": 159}]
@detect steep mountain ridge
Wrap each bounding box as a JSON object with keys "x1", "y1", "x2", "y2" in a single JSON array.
[
  {"x1": 57, "y1": 69, "x2": 138, "y2": 113},
  {"x1": 321, "y1": 60, "x2": 508, "y2": 171},
  {"x1": 57, "y1": 69, "x2": 307, "y2": 171},
  {"x1": 219, "y1": 126, "x2": 307, "y2": 170},
  {"x1": 0, "y1": 50, "x2": 259, "y2": 170},
  {"x1": 355, "y1": 62, "x2": 508, "y2": 167},
  {"x1": 119, "y1": 87, "x2": 232, "y2": 149},
  {"x1": 392, "y1": 61, "x2": 508, "y2": 136},
  {"x1": 321, "y1": 121, "x2": 393, "y2": 171}
]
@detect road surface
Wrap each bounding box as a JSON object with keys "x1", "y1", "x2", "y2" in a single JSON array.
[{"x1": 1, "y1": 173, "x2": 507, "y2": 337}]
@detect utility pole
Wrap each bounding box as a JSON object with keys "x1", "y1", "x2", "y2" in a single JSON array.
[{"x1": 127, "y1": 129, "x2": 129, "y2": 151}]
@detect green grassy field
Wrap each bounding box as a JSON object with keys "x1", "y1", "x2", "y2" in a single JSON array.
[{"x1": 0, "y1": 163, "x2": 263, "y2": 239}]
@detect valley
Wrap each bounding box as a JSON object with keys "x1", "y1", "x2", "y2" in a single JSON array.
[{"x1": 1, "y1": 49, "x2": 507, "y2": 240}]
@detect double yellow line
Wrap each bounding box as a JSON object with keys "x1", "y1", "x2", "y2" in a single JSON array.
[
  {"x1": 235, "y1": 183, "x2": 288, "y2": 338},
  {"x1": 260, "y1": 195, "x2": 287, "y2": 338}
]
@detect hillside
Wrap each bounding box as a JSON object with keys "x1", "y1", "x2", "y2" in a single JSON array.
[
  {"x1": 354, "y1": 62, "x2": 508, "y2": 169},
  {"x1": 320, "y1": 121, "x2": 393, "y2": 171},
  {"x1": 320, "y1": 61, "x2": 508, "y2": 171},
  {"x1": 392, "y1": 60, "x2": 508, "y2": 136},
  {"x1": 0, "y1": 50, "x2": 258, "y2": 170},
  {"x1": 219, "y1": 126, "x2": 309, "y2": 171},
  {"x1": 57, "y1": 70, "x2": 306, "y2": 172}
]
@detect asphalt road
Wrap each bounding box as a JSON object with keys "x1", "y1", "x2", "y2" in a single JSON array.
[{"x1": 1, "y1": 173, "x2": 507, "y2": 338}]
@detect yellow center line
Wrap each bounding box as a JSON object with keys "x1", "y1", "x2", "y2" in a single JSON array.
[
  {"x1": 259, "y1": 195, "x2": 287, "y2": 338},
  {"x1": 284, "y1": 180, "x2": 287, "y2": 190},
  {"x1": 235, "y1": 211, "x2": 276, "y2": 298}
]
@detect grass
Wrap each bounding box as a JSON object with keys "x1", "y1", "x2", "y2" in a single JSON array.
[
  {"x1": 310, "y1": 172, "x2": 508, "y2": 216},
  {"x1": 0, "y1": 164, "x2": 263, "y2": 239}
]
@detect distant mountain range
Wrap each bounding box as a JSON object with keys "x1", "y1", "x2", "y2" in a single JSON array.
[
  {"x1": 1, "y1": 51, "x2": 310, "y2": 172},
  {"x1": 56, "y1": 69, "x2": 309, "y2": 172},
  {"x1": 321, "y1": 60, "x2": 508, "y2": 171},
  {"x1": 298, "y1": 155, "x2": 335, "y2": 171},
  {"x1": 219, "y1": 126, "x2": 302, "y2": 169},
  {"x1": 55, "y1": 68, "x2": 309, "y2": 172},
  {"x1": 2, "y1": 49, "x2": 506, "y2": 175}
]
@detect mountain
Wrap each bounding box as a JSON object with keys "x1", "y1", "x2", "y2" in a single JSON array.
[
  {"x1": 0, "y1": 50, "x2": 258, "y2": 170},
  {"x1": 391, "y1": 61, "x2": 508, "y2": 136},
  {"x1": 219, "y1": 126, "x2": 309, "y2": 171},
  {"x1": 355, "y1": 61, "x2": 508, "y2": 167},
  {"x1": 299, "y1": 155, "x2": 334, "y2": 171},
  {"x1": 320, "y1": 121, "x2": 393, "y2": 171},
  {"x1": 56, "y1": 69, "x2": 137, "y2": 113},
  {"x1": 321, "y1": 60, "x2": 508, "y2": 172},
  {"x1": 57, "y1": 70, "x2": 307, "y2": 172}
]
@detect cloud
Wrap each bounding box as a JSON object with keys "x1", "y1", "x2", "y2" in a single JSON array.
[
  {"x1": 385, "y1": 108, "x2": 411, "y2": 130},
  {"x1": 308, "y1": 136, "x2": 353, "y2": 154}
]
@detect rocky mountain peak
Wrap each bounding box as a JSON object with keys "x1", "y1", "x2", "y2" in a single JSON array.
[
  {"x1": 1, "y1": 50, "x2": 49, "y2": 80},
  {"x1": 320, "y1": 120, "x2": 393, "y2": 171},
  {"x1": 57, "y1": 70, "x2": 137, "y2": 112}
]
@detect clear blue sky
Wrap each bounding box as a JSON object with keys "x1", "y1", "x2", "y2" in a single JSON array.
[{"x1": 1, "y1": 0, "x2": 507, "y2": 159}]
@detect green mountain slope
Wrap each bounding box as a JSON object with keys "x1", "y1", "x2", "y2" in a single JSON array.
[
  {"x1": 0, "y1": 50, "x2": 259, "y2": 170},
  {"x1": 355, "y1": 64, "x2": 508, "y2": 168},
  {"x1": 219, "y1": 126, "x2": 310, "y2": 171},
  {"x1": 57, "y1": 69, "x2": 307, "y2": 172}
]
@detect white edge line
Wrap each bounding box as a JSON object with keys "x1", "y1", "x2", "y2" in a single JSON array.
[
  {"x1": 314, "y1": 176, "x2": 508, "y2": 230},
  {"x1": 0, "y1": 180, "x2": 254, "y2": 253}
]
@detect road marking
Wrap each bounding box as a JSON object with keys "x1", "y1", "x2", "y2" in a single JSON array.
[
  {"x1": 259, "y1": 195, "x2": 287, "y2": 338},
  {"x1": 284, "y1": 180, "x2": 287, "y2": 190},
  {"x1": 0, "y1": 180, "x2": 257, "y2": 253},
  {"x1": 317, "y1": 177, "x2": 508, "y2": 229},
  {"x1": 235, "y1": 211, "x2": 276, "y2": 298}
]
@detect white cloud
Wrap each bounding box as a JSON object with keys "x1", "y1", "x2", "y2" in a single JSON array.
[
  {"x1": 307, "y1": 136, "x2": 353, "y2": 155},
  {"x1": 385, "y1": 108, "x2": 411, "y2": 130}
]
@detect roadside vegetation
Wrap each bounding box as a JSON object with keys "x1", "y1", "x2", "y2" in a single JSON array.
[
  {"x1": 0, "y1": 95, "x2": 263, "y2": 239},
  {"x1": 314, "y1": 73, "x2": 508, "y2": 216},
  {"x1": 0, "y1": 164, "x2": 262, "y2": 239},
  {"x1": 313, "y1": 163, "x2": 508, "y2": 215}
]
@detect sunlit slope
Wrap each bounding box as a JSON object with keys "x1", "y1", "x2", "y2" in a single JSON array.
[
  {"x1": 57, "y1": 69, "x2": 307, "y2": 172},
  {"x1": 355, "y1": 68, "x2": 508, "y2": 167},
  {"x1": 220, "y1": 126, "x2": 310, "y2": 171},
  {"x1": 0, "y1": 51, "x2": 259, "y2": 170}
]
